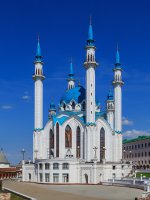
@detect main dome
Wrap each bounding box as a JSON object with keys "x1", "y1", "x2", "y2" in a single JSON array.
[{"x1": 60, "y1": 86, "x2": 85, "y2": 104}]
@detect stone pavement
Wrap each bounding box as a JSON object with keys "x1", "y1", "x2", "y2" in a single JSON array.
[{"x1": 3, "y1": 180, "x2": 143, "y2": 200}]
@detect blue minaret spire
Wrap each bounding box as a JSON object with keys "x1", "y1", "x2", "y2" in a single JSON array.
[
  {"x1": 87, "y1": 16, "x2": 95, "y2": 46},
  {"x1": 67, "y1": 59, "x2": 75, "y2": 89},
  {"x1": 35, "y1": 35, "x2": 42, "y2": 62},
  {"x1": 115, "y1": 44, "x2": 121, "y2": 68},
  {"x1": 107, "y1": 90, "x2": 113, "y2": 100}
]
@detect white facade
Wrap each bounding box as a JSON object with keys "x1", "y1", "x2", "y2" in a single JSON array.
[{"x1": 22, "y1": 23, "x2": 131, "y2": 184}]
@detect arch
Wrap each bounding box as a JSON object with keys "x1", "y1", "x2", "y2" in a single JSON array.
[
  {"x1": 76, "y1": 126, "x2": 81, "y2": 158},
  {"x1": 100, "y1": 127, "x2": 105, "y2": 162},
  {"x1": 65, "y1": 125, "x2": 72, "y2": 148},
  {"x1": 56, "y1": 123, "x2": 59, "y2": 157},
  {"x1": 49, "y1": 129, "x2": 54, "y2": 158}
]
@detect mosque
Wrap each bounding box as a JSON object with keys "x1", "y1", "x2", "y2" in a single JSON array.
[{"x1": 22, "y1": 21, "x2": 131, "y2": 184}]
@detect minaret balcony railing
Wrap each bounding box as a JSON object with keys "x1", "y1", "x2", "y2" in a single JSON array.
[
  {"x1": 32, "y1": 74, "x2": 45, "y2": 81},
  {"x1": 83, "y1": 61, "x2": 98, "y2": 68},
  {"x1": 112, "y1": 80, "x2": 124, "y2": 86}
]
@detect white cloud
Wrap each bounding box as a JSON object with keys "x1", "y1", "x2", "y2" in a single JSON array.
[
  {"x1": 1, "y1": 105, "x2": 13, "y2": 110},
  {"x1": 123, "y1": 129, "x2": 150, "y2": 139},
  {"x1": 122, "y1": 117, "x2": 133, "y2": 126},
  {"x1": 22, "y1": 92, "x2": 31, "y2": 101}
]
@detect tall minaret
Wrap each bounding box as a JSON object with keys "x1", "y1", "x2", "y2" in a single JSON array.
[
  {"x1": 112, "y1": 47, "x2": 124, "y2": 133},
  {"x1": 67, "y1": 61, "x2": 75, "y2": 89},
  {"x1": 106, "y1": 91, "x2": 115, "y2": 130},
  {"x1": 32, "y1": 37, "x2": 45, "y2": 130},
  {"x1": 84, "y1": 19, "x2": 98, "y2": 124}
]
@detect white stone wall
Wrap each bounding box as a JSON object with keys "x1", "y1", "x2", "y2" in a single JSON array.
[
  {"x1": 86, "y1": 67, "x2": 95, "y2": 123},
  {"x1": 34, "y1": 79, "x2": 43, "y2": 129}
]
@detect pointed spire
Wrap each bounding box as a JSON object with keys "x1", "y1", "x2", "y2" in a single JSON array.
[
  {"x1": 115, "y1": 44, "x2": 121, "y2": 67},
  {"x1": 70, "y1": 59, "x2": 74, "y2": 76},
  {"x1": 87, "y1": 16, "x2": 95, "y2": 46},
  {"x1": 116, "y1": 43, "x2": 120, "y2": 64},
  {"x1": 35, "y1": 35, "x2": 42, "y2": 62},
  {"x1": 88, "y1": 15, "x2": 93, "y2": 40},
  {"x1": 107, "y1": 90, "x2": 113, "y2": 100}
]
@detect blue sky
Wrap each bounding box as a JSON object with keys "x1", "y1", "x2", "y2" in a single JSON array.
[{"x1": 0, "y1": 0, "x2": 150, "y2": 164}]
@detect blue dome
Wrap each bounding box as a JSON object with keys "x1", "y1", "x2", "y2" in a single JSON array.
[{"x1": 60, "y1": 86, "x2": 85, "y2": 104}]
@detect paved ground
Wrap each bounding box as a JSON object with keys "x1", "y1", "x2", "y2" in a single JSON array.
[{"x1": 3, "y1": 180, "x2": 143, "y2": 200}]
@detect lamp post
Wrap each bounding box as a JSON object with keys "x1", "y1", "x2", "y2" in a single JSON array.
[{"x1": 21, "y1": 148, "x2": 26, "y2": 161}]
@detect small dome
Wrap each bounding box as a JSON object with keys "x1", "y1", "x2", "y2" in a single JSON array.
[{"x1": 60, "y1": 86, "x2": 85, "y2": 104}]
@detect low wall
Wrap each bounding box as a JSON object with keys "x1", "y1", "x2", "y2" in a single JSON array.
[{"x1": 4, "y1": 188, "x2": 37, "y2": 200}]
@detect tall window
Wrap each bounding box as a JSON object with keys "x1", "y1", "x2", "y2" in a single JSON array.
[
  {"x1": 76, "y1": 126, "x2": 80, "y2": 158},
  {"x1": 65, "y1": 125, "x2": 72, "y2": 148},
  {"x1": 56, "y1": 123, "x2": 59, "y2": 157},
  {"x1": 100, "y1": 127, "x2": 105, "y2": 162},
  {"x1": 72, "y1": 102, "x2": 75, "y2": 109},
  {"x1": 49, "y1": 129, "x2": 54, "y2": 157}
]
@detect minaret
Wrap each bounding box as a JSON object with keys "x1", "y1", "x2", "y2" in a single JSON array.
[
  {"x1": 32, "y1": 37, "x2": 45, "y2": 130},
  {"x1": 84, "y1": 18, "x2": 98, "y2": 124},
  {"x1": 106, "y1": 91, "x2": 114, "y2": 130},
  {"x1": 112, "y1": 46, "x2": 124, "y2": 133},
  {"x1": 67, "y1": 61, "x2": 75, "y2": 89}
]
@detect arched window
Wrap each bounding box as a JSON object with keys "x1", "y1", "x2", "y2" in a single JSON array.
[
  {"x1": 76, "y1": 126, "x2": 80, "y2": 158},
  {"x1": 100, "y1": 127, "x2": 105, "y2": 162},
  {"x1": 72, "y1": 101, "x2": 75, "y2": 109},
  {"x1": 49, "y1": 129, "x2": 54, "y2": 158},
  {"x1": 65, "y1": 125, "x2": 72, "y2": 148},
  {"x1": 56, "y1": 123, "x2": 59, "y2": 157},
  {"x1": 90, "y1": 54, "x2": 92, "y2": 61}
]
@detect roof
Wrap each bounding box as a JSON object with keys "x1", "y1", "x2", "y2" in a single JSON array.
[
  {"x1": 123, "y1": 136, "x2": 150, "y2": 144},
  {"x1": 0, "y1": 149, "x2": 10, "y2": 165},
  {"x1": 51, "y1": 110, "x2": 106, "y2": 126},
  {"x1": 60, "y1": 85, "x2": 85, "y2": 104}
]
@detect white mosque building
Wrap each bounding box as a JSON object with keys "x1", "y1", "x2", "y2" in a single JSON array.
[{"x1": 22, "y1": 21, "x2": 131, "y2": 184}]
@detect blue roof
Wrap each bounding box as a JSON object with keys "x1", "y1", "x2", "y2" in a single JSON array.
[
  {"x1": 116, "y1": 49, "x2": 120, "y2": 64},
  {"x1": 60, "y1": 86, "x2": 85, "y2": 104},
  {"x1": 88, "y1": 24, "x2": 93, "y2": 40},
  {"x1": 35, "y1": 40, "x2": 42, "y2": 62}
]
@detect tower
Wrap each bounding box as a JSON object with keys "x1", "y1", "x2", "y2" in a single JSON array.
[
  {"x1": 106, "y1": 91, "x2": 114, "y2": 130},
  {"x1": 84, "y1": 19, "x2": 98, "y2": 124},
  {"x1": 112, "y1": 47, "x2": 124, "y2": 161},
  {"x1": 112, "y1": 47, "x2": 124, "y2": 133},
  {"x1": 32, "y1": 37, "x2": 45, "y2": 130},
  {"x1": 84, "y1": 19, "x2": 98, "y2": 162},
  {"x1": 67, "y1": 61, "x2": 75, "y2": 89}
]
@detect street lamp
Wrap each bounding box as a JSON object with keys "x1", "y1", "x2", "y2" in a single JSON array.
[{"x1": 21, "y1": 148, "x2": 26, "y2": 161}]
